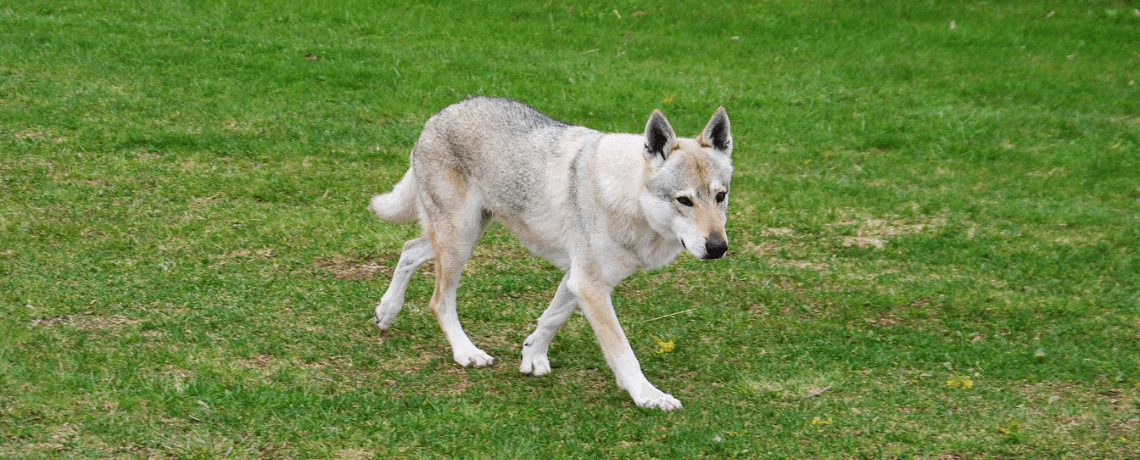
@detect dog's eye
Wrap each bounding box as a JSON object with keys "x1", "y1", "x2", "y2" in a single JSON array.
[
  {"x1": 716, "y1": 191, "x2": 726, "y2": 203},
  {"x1": 675, "y1": 196, "x2": 694, "y2": 207}
]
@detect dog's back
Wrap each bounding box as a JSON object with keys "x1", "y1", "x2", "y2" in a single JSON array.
[
  {"x1": 404, "y1": 97, "x2": 605, "y2": 267},
  {"x1": 371, "y1": 96, "x2": 577, "y2": 225}
]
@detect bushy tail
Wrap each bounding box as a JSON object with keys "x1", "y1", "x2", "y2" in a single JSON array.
[{"x1": 369, "y1": 168, "x2": 418, "y2": 222}]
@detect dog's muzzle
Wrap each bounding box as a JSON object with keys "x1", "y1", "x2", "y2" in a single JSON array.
[{"x1": 702, "y1": 234, "x2": 727, "y2": 259}]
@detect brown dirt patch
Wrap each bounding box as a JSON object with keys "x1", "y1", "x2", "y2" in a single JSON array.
[{"x1": 317, "y1": 256, "x2": 389, "y2": 280}]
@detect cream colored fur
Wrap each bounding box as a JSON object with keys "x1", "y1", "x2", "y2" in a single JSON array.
[{"x1": 369, "y1": 97, "x2": 733, "y2": 410}]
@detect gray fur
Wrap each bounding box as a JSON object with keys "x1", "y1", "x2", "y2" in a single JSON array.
[{"x1": 368, "y1": 97, "x2": 734, "y2": 410}]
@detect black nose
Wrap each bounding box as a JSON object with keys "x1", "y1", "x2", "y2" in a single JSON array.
[{"x1": 703, "y1": 234, "x2": 727, "y2": 259}]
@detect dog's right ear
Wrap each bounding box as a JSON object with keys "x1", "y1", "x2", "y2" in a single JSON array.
[{"x1": 643, "y1": 109, "x2": 677, "y2": 163}]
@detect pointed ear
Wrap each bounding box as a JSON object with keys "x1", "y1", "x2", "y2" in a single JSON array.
[
  {"x1": 643, "y1": 109, "x2": 677, "y2": 161},
  {"x1": 698, "y1": 107, "x2": 732, "y2": 154}
]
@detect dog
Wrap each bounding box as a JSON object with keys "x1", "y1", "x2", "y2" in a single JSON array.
[{"x1": 369, "y1": 96, "x2": 733, "y2": 410}]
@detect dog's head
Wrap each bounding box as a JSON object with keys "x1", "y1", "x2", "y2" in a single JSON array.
[{"x1": 640, "y1": 107, "x2": 733, "y2": 260}]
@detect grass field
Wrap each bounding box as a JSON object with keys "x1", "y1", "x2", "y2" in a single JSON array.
[{"x1": 2, "y1": 0, "x2": 1139, "y2": 458}]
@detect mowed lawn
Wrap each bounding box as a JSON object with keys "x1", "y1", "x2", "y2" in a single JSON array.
[{"x1": 2, "y1": 1, "x2": 1138, "y2": 458}]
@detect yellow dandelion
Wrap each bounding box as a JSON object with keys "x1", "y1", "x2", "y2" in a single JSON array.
[
  {"x1": 662, "y1": 96, "x2": 674, "y2": 104},
  {"x1": 946, "y1": 374, "x2": 973, "y2": 389},
  {"x1": 652, "y1": 336, "x2": 675, "y2": 353},
  {"x1": 998, "y1": 420, "x2": 1020, "y2": 435},
  {"x1": 811, "y1": 417, "x2": 833, "y2": 426}
]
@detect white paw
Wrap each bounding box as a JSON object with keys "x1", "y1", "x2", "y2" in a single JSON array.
[
  {"x1": 374, "y1": 301, "x2": 400, "y2": 330},
  {"x1": 454, "y1": 348, "x2": 494, "y2": 367},
  {"x1": 630, "y1": 382, "x2": 683, "y2": 411},
  {"x1": 519, "y1": 353, "x2": 551, "y2": 376},
  {"x1": 519, "y1": 338, "x2": 552, "y2": 376}
]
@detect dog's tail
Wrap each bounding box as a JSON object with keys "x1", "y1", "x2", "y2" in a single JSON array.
[{"x1": 369, "y1": 167, "x2": 418, "y2": 222}]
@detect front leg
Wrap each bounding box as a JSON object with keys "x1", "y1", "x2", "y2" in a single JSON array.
[
  {"x1": 568, "y1": 273, "x2": 682, "y2": 411},
  {"x1": 520, "y1": 276, "x2": 577, "y2": 376}
]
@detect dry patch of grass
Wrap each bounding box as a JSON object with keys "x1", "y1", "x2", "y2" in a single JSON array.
[
  {"x1": 13, "y1": 127, "x2": 68, "y2": 143},
  {"x1": 29, "y1": 314, "x2": 140, "y2": 329},
  {"x1": 316, "y1": 255, "x2": 390, "y2": 280},
  {"x1": 834, "y1": 215, "x2": 947, "y2": 249},
  {"x1": 735, "y1": 371, "x2": 846, "y2": 404}
]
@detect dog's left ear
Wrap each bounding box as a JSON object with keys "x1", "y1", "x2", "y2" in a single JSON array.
[
  {"x1": 644, "y1": 109, "x2": 678, "y2": 163},
  {"x1": 698, "y1": 107, "x2": 732, "y2": 155}
]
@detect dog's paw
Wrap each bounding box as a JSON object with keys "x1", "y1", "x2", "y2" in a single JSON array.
[
  {"x1": 519, "y1": 353, "x2": 551, "y2": 376},
  {"x1": 519, "y1": 335, "x2": 553, "y2": 376},
  {"x1": 639, "y1": 393, "x2": 683, "y2": 411},
  {"x1": 373, "y1": 314, "x2": 393, "y2": 331},
  {"x1": 454, "y1": 348, "x2": 494, "y2": 367},
  {"x1": 374, "y1": 301, "x2": 400, "y2": 330},
  {"x1": 630, "y1": 383, "x2": 683, "y2": 411}
]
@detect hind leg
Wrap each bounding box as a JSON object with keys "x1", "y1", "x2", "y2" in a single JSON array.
[
  {"x1": 375, "y1": 236, "x2": 434, "y2": 330},
  {"x1": 425, "y1": 207, "x2": 494, "y2": 367}
]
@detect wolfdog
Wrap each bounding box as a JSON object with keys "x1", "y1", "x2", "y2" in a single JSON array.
[{"x1": 369, "y1": 96, "x2": 733, "y2": 410}]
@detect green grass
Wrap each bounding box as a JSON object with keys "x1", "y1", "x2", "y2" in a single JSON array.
[{"x1": 2, "y1": 0, "x2": 1138, "y2": 458}]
